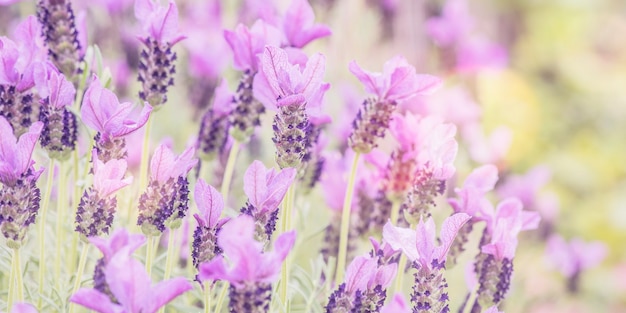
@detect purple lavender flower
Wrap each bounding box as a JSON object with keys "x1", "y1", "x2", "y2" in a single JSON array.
[
  {"x1": 135, "y1": 0, "x2": 185, "y2": 108},
  {"x1": 381, "y1": 293, "x2": 410, "y2": 313},
  {"x1": 137, "y1": 143, "x2": 197, "y2": 236},
  {"x1": 546, "y1": 235, "x2": 606, "y2": 293},
  {"x1": 281, "y1": 0, "x2": 331, "y2": 48},
  {"x1": 71, "y1": 246, "x2": 192, "y2": 313},
  {"x1": 199, "y1": 215, "x2": 296, "y2": 313},
  {"x1": 347, "y1": 57, "x2": 441, "y2": 154},
  {"x1": 253, "y1": 46, "x2": 328, "y2": 168},
  {"x1": 192, "y1": 178, "x2": 228, "y2": 269},
  {"x1": 37, "y1": 0, "x2": 84, "y2": 84},
  {"x1": 0, "y1": 117, "x2": 43, "y2": 248},
  {"x1": 384, "y1": 213, "x2": 471, "y2": 313},
  {"x1": 240, "y1": 160, "x2": 296, "y2": 243},
  {"x1": 34, "y1": 63, "x2": 77, "y2": 160},
  {"x1": 75, "y1": 150, "x2": 132, "y2": 240},
  {"x1": 90, "y1": 228, "x2": 146, "y2": 302},
  {"x1": 224, "y1": 20, "x2": 282, "y2": 142},
  {"x1": 81, "y1": 75, "x2": 152, "y2": 162},
  {"x1": 196, "y1": 79, "x2": 235, "y2": 161}
]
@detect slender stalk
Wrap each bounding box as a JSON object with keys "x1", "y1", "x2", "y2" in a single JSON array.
[
  {"x1": 163, "y1": 228, "x2": 177, "y2": 281},
  {"x1": 204, "y1": 284, "x2": 212, "y2": 313},
  {"x1": 279, "y1": 183, "x2": 295, "y2": 306},
  {"x1": 14, "y1": 248, "x2": 24, "y2": 301},
  {"x1": 334, "y1": 152, "x2": 360, "y2": 285},
  {"x1": 214, "y1": 282, "x2": 229, "y2": 313},
  {"x1": 220, "y1": 141, "x2": 240, "y2": 207},
  {"x1": 68, "y1": 149, "x2": 81, "y2": 271},
  {"x1": 37, "y1": 159, "x2": 55, "y2": 309},
  {"x1": 145, "y1": 236, "x2": 155, "y2": 277},
  {"x1": 8, "y1": 250, "x2": 15, "y2": 310},
  {"x1": 139, "y1": 116, "x2": 153, "y2": 191},
  {"x1": 463, "y1": 286, "x2": 478, "y2": 313},
  {"x1": 54, "y1": 161, "x2": 67, "y2": 287},
  {"x1": 389, "y1": 200, "x2": 401, "y2": 226},
  {"x1": 68, "y1": 244, "x2": 89, "y2": 313}
]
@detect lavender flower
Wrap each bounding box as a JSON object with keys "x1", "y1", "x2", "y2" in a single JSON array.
[
  {"x1": 199, "y1": 215, "x2": 296, "y2": 313},
  {"x1": 192, "y1": 179, "x2": 228, "y2": 269},
  {"x1": 384, "y1": 213, "x2": 471, "y2": 313},
  {"x1": 137, "y1": 143, "x2": 197, "y2": 236},
  {"x1": 81, "y1": 75, "x2": 152, "y2": 162},
  {"x1": 35, "y1": 63, "x2": 77, "y2": 160},
  {"x1": 135, "y1": 0, "x2": 185, "y2": 108},
  {"x1": 75, "y1": 150, "x2": 132, "y2": 240},
  {"x1": 281, "y1": 0, "x2": 331, "y2": 48},
  {"x1": 240, "y1": 160, "x2": 296, "y2": 243},
  {"x1": 298, "y1": 112, "x2": 330, "y2": 193},
  {"x1": 37, "y1": 0, "x2": 84, "y2": 84},
  {"x1": 381, "y1": 293, "x2": 410, "y2": 313},
  {"x1": 546, "y1": 235, "x2": 607, "y2": 293},
  {"x1": 253, "y1": 46, "x2": 328, "y2": 168},
  {"x1": 347, "y1": 57, "x2": 441, "y2": 154},
  {"x1": 90, "y1": 228, "x2": 146, "y2": 302},
  {"x1": 196, "y1": 79, "x2": 235, "y2": 161},
  {"x1": 71, "y1": 246, "x2": 192, "y2": 313},
  {"x1": 0, "y1": 117, "x2": 43, "y2": 249}
]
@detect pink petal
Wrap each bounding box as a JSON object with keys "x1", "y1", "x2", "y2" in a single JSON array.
[
  {"x1": 10, "y1": 303, "x2": 38, "y2": 313},
  {"x1": 150, "y1": 143, "x2": 175, "y2": 182},
  {"x1": 172, "y1": 146, "x2": 197, "y2": 178},
  {"x1": 465, "y1": 164, "x2": 499, "y2": 192},
  {"x1": 243, "y1": 160, "x2": 270, "y2": 208},
  {"x1": 283, "y1": 0, "x2": 314, "y2": 47},
  {"x1": 110, "y1": 102, "x2": 152, "y2": 138},
  {"x1": 105, "y1": 252, "x2": 151, "y2": 313},
  {"x1": 198, "y1": 255, "x2": 230, "y2": 282},
  {"x1": 262, "y1": 167, "x2": 296, "y2": 211},
  {"x1": 344, "y1": 256, "x2": 376, "y2": 294},
  {"x1": 382, "y1": 222, "x2": 419, "y2": 261},
  {"x1": 223, "y1": 25, "x2": 253, "y2": 71},
  {"x1": 158, "y1": 1, "x2": 180, "y2": 43},
  {"x1": 300, "y1": 52, "x2": 325, "y2": 99},
  {"x1": 252, "y1": 65, "x2": 279, "y2": 111},
  {"x1": 381, "y1": 293, "x2": 410, "y2": 313},
  {"x1": 194, "y1": 179, "x2": 224, "y2": 228},
  {"x1": 212, "y1": 79, "x2": 235, "y2": 116},
  {"x1": 134, "y1": 0, "x2": 154, "y2": 21},
  {"x1": 435, "y1": 213, "x2": 471, "y2": 262},
  {"x1": 146, "y1": 277, "x2": 192, "y2": 313},
  {"x1": 415, "y1": 217, "x2": 437, "y2": 265},
  {"x1": 260, "y1": 46, "x2": 289, "y2": 97},
  {"x1": 15, "y1": 121, "x2": 43, "y2": 175},
  {"x1": 369, "y1": 262, "x2": 398, "y2": 289},
  {"x1": 348, "y1": 60, "x2": 380, "y2": 97},
  {"x1": 70, "y1": 289, "x2": 118, "y2": 313}
]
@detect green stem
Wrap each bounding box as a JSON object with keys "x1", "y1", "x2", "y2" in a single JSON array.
[
  {"x1": 334, "y1": 152, "x2": 360, "y2": 285},
  {"x1": 204, "y1": 284, "x2": 212, "y2": 313},
  {"x1": 220, "y1": 141, "x2": 240, "y2": 207},
  {"x1": 8, "y1": 253, "x2": 15, "y2": 310},
  {"x1": 54, "y1": 161, "x2": 67, "y2": 288},
  {"x1": 163, "y1": 228, "x2": 177, "y2": 281},
  {"x1": 393, "y1": 250, "x2": 408, "y2": 296},
  {"x1": 139, "y1": 116, "x2": 153, "y2": 192},
  {"x1": 37, "y1": 159, "x2": 55, "y2": 309},
  {"x1": 279, "y1": 184, "x2": 295, "y2": 306},
  {"x1": 389, "y1": 200, "x2": 401, "y2": 226},
  {"x1": 69, "y1": 147, "x2": 81, "y2": 271},
  {"x1": 462, "y1": 286, "x2": 478, "y2": 313},
  {"x1": 214, "y1": 282, "x2": 229, "y2": 313},
  {"x1": 68, "y1": 244, "x2": 89, "y2": 313},
  {"x1": 145, "y1": 236, "x2": 155, "y2": 277},
  {"x1": 13, "y1": 248, "x2": 24, "y2": 302}
]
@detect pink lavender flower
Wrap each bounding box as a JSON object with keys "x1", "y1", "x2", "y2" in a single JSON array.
[
  {"x1": 71, "y1": 247, "x2": 192, "y2": 313},
  {"x1": 81, "y1": 75, "x2": 153, "y2": 162},
  {"x1": 0, "y1": 117, "x2": 43, "y2": 248},
  {"x1": 348, "y1": 56, "x2": 442, "y2": 154},
  {"x1": 240, "y1": 160, "x2": 296, "y2": 242},
  {"x1": 546, "y1": 235, "x2": 607, "y2": 293},
  {"x1": 75, "y1": 150, "x2": 132, "y2": 239},
  {"x1": 137, "y1": 143, "x2": 197, "y2": 235},
  {"x1": 253, "y1": 46, "x2": 328, "y2": 168},
  {"x1": 37, "y1": 0, "x2": 84, "y2": 84},
  {"x1": 198, "y1": 215, "x2": 296, "y2": 312},
  {"x1": 281, "y1": 0, "x2": 331, "y2": 48},
  {"x1": 384, "y1": 213, "x2": 471, "y2": 313},
  {"x1": 224, "y1": 20, "x2": 282, "y2": 142},
  {"x1": 90, "y1": 228, "x2": 146, "y2": 302},
  {"x1": 192, "y1": 178, "x2": 228, "y2": 269},
  {"x1": 425, "y1": 0, "x2": 472, "y2": 47},
  {"x1": 35, "y1": 63, "x2": 77, "y2": 160},
  {"x1": 455, "y1": 36, "x2": 508, "y2": 73},
  {"x1": 496, "y1": 165, "x2": 551, "y2": 209},
  {"x1": 196, "y1": 79, "x2": 235, "y2": 161},
  {"x1": 135, "y1": 0, "x2": 184, "y2": 107},
  {"x1": 10, "y1": 303, "x2": 38, "y2": 313},
  {"x1": 381, "y1": 293, "x2": 410, "y2": 313}
]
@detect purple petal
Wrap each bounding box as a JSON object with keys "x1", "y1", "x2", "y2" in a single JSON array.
[
  {"x1": 81, "y1": 76, "x2": 117, "y2": 134},
  {"x1": 194, "y1": 179, "x2": 224, "y2": 228},
  {"x1": 381, "y1": 293, "x2": 410, "y2": 313},
  {"x1": 110, "y1": 102, "x2": 152, "y2": 137},
  {"x1": 224, "y1": 24, "x2": 254, "y2": 71},
  {"x1": 212, "y1": 79, "x2": 235, "y2": 116},
  {"x1": 344, "y1": 256, "x2": 377, "y2": 294},
  {"x1": 260, "y1": 46, "x2": 289, "y2": 97},
  {"x1": 252, "y1": 65, "x2": 279, "y2": 111},
  {"x1": 157, "y1": 1, "x2": 181, "y2": 43},
  {"x1": 348, "y1": 60, "x2": 380, "y2": 97},
  {"x1": 149, "y1": 143, "x2": 175, "y2": 183},
  {"x1": 382, "y1": 222, "x2": 418, "y2": 261},
  {"x1": 134, "y1": 0, "x2": 154, "y2": 21},
  {"x1": 70, "y1": 289, "x2": 118, "y2": 313},
  {"x1": 434, "y1": 213, "x2": 471, "y2": 262},
  {"x1": 282, "y1": 0, "x2": 314, "y2": 47},
  {"x1": 172, "y1": 146, "x2": 197, "y2": 178},
  {"x1": 146, "y1": 277, "x2": 192, "y2": 313},
  {"x1": 198, "y1": 255, "x2": 231, "y2": 282},
  {"x1": 369, "y1": 262, "x2": 397, "y2": 289},
  {"x1": 464, "y1": 164, "x2": 499, "y2": 192},
  {"x1": 300, "y1": 52, "x2": 325, "y2": 100},
  {"x1": 105, "y1": 252, "x2": 152, "y2": 313},
  {"x1": 243, "y1": 160, "x2": 269, "y2": 208},
  {"x1": 262, "y1": 167, "x2": 296, "y2": 211},
  {"x1": 15, "y1": 121, "x2": 43, "y2": 175},
  {"x1": 93, "y1": 157, "x2": 132, "y2": 197}
]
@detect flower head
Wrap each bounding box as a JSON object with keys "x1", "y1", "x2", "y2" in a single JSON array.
[
  {"x1": 198, "y1": 215, "x2": 296, "y2": 287},
  {"x1": 149, "y1": 143, "x2": 197, "y2": 183},
  {"x1": 194, "y1": 178, "x2": 226, "y2": 229},
  {"x1": 0, "y1": 16, "x2": 46, "y2": 91},
  {"x1": 71, "y1": 250, "x2": 192, "y2": 313},
  {"x1": 81, "y1": 75, "x2": 153, "y2": 140},
  {"x1": 34, "y1": 62, "x2": 75, "y2": 109},
  {"x1": 253, "y1": 46, "x2": 328, "y2": 111},
  {"x1": 349, "y1": 56, "x2": 441, "y2": 103},
  {"x1": 243, "y1": 160, "x2": 296, "y2": 214},
  {"x1": 384, "y1": 213, "x2": 471, "y2": 269},
  {"x1": 0, "y1": 116, "x2": 43, "y2": 185},
  {"x1": 223, "y1": 20, "x2": 282, "y2": 72},
  {"x1": 134, "y1": 0, "x2": 185, "y2": 44},
  {"x1": 282, "y1": 0, "x2": 331, "y2": 48},
  {"x1": 92, "y1": 150, "x2": 133, "y2": 198}
]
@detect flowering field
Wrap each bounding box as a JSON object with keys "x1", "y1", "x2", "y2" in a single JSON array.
[{"x1": 1, "y1": 0, "x2": 625, "y2": 312}]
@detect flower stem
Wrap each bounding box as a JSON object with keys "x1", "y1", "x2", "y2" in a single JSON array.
[
  {"x1": 163, "y1": 228, "x2": 177, "y2": 281},
  {"x1": 13, "y1": 248, "x2": 24, "y2": 301},
  {"x1": 68, "y1": 244, "x2": 89, "y2": 313},
  {"x1": 145, "y1": 236, "x2": 155, "y2": 277},
  {"x1": 389, "y1": 199, "x2": 401, "y2": 226},
  {"x1": 54, "y1": 161, "x2": 67, "y2": 288},
  {"x1": 139, "y1": 116, "x2": 153, "y2": 192},
  {"x1": 462, "y1": 286, "x2": 478, "y2": 313},
  {"x1": 37, "y1": 159, "x2": 55, "y2": 309},
  {"x1": 220, "y1": 141, "x2": 240, "y2": 207},
  {"x1": 279, "y1": 183, "x2": 296, "y2": 306},
  {"x1": 214, "y1": 282, "x2": 229, "y2": 313},
  {"x1": 204, "y1": 284, "x2": 212, "y2": 313},
  {"x1": 334, "y1": 152, "x2": 360, "y2": 285},
  {"x1": 8, "y1": 250, "x2": 15, "y2": 310}
]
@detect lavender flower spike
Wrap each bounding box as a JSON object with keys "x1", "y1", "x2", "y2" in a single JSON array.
[
  {"x1": 37, "y1": 0, "x2": 84, "y2": 84},
  {"x1": 135, "y1": 0, "x2": 185, "y2": 108},
  {"x1": 81, "y1": 75, "x2": 153, "y2": 162},
  {"x1": 199, "y1": 215, "x2": 296, "y2": 313},
  {"x1": 0, "y1": 117, "x2": 43, "y2": 248},
  {"x1": 253, "y1": 46, "x2": 329, "y2": 168},
  {"x1": 348, "y1": 57, "x2": 441, "y2": 154},
  {"x1": 71, "y1": 248, "x2": 192, "y2": 313},
  {"x1": 75, "y1": 150, "x2": 132, "y2": 240},
  {"x1": 137, "y1": 143, "x2": 197, "y2": 236},
  {"x1": 192, "y1": 178, "x2": 228, "y2": 269},
  {"x1": 196, "y1": 79, "x2": 235, "y2": 161},
  {"x1": 35, "y1": 63, "x2": 77, "y2": 160}
]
